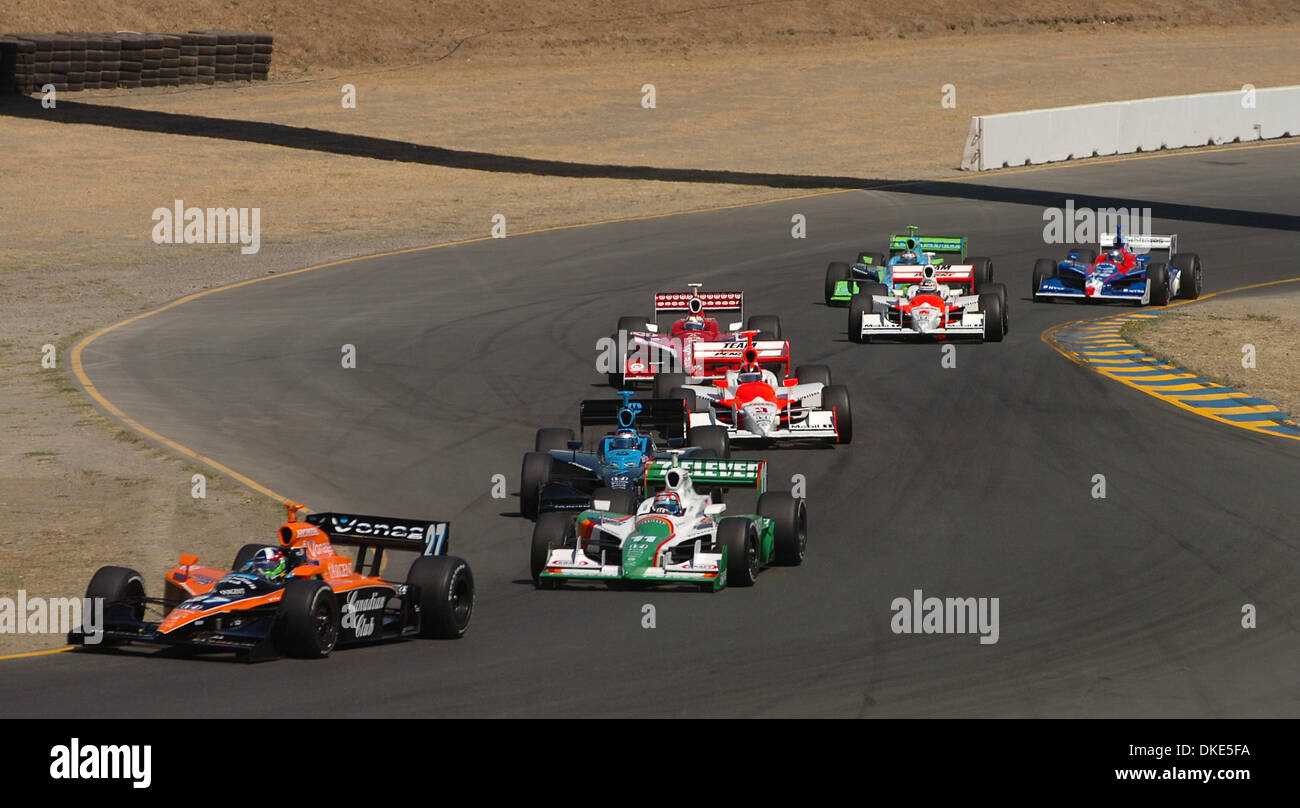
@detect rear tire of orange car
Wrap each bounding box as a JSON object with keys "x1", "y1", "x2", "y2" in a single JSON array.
[
  {"x1": 409, "y1": 555, "x2": 475, "y2": 638},
  {"x1": 276, "y1": 579, "x2": 339, "y2": 658}
]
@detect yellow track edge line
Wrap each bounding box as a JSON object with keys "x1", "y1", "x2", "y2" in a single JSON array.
[
  {"x1": 1041, "y1": 277, "x2": 1300, "y2": 442},
  {"x1": 0, "y1": 647, "x2": 72, "y2": 661}
]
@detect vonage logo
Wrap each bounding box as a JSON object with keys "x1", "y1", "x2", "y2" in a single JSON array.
[{"x1": 50, "y1": 739, "x2": 151, "y2": 788}]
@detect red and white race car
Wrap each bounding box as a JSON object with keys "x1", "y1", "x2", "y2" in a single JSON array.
[
  {"x1": 849, "y1": 263, "x2": 1008, "y2": 343},
  {"x1": 609, "y1": 283, "x2": 789, "y2": 395},
  {"x1": 676, "y1": 335, "x2": 853, "y2": 445}
]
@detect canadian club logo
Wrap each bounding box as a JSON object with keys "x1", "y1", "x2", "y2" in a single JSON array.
[{"x1": 340, "y1": 590, "x2": 387, "y2": 638}]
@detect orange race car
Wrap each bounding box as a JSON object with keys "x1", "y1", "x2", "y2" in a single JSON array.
[{"x1": 67, "y1": 504, "x2": 474, "y2": 661}]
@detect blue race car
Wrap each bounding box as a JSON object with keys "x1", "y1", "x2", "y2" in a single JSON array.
[
  {"x1": 1032, "y1": 226, "x2": 1203, "y2": 305},
  {"x1": 519, "y1": 391, "x2": 729, "y2": 519}
]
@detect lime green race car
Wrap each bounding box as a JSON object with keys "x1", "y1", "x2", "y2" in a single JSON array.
[
  {"x1": 529, "y1": 456, "x2": 806, "y2": 591},
  {"x1": 824, "y1": 225, "x2": 971, "y2": 306}
]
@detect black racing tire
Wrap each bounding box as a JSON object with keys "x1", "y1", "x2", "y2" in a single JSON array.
[
  {"x1": 979, "y1": 291, "x2": 1005, "y2": 342},
  {"x1": 591, "y1": 487, "x2": 638, "y2": 516},
  {"x1": 1146, "y1": 262, "x2": 1171, "y2": 306},
  {"x1": 534, "y1": 427, "x2": 575, "y2": 453},
  {"x1": 667, "y1": 386, "x2": 697, "y2": 414},
  {"x1": 531, "y1": 512, "x2": 574, "y2": 585},
  {"x1": 688, "y1": 425, "x2": 730, "y2": 458},
  {"x1": 968, "y1": 256, "x2": 994, "y2": 294},
  {"x1": 759, "y1": 491, "x2": 808, "y2": 566},
  {"x1": 654, "y1": 372, "x2": 687, "y2": 400},
  {"x1": 793, "y1": 364, "x2": 831, "y2": 388},
  {"x1": 720, "y1": 517, "x2": 759, "y2": 587},
  {"x1": 519, "y1": 451, "x2": 554, "y2": 520},
  {"x1": 858, "y1": 251, "x2": 887, "y2": 270},
  {"x1": 1171, "y1": 253, "x2": 1202, "y2": 300},
  {"x1": 985, "y1": 281, "x2": 1009, "y2": 334},
  {"x1": 86, "y1": 565, "x2": 146, "y2": 625},
  {"x1": 1072, "y1": 247, "x2": 1097, "y2": 265},
  {"x1": 407, "y1": 555, "x2": 474, "y2": 638},
  {"x1": 745, "y1": 315, "x2": 782, "y2": 340},
  {"x1": 822, "y1": 384, "x2": 853, "y2": 444},
  {"x1": 276, "y1": 579, "x2": 339, "y2": 658},
  {"x1": 1032, "y1": 258, "x2": 1056, "y2": 302},
  {"x1": 825, "y1": 261, "x2": 851, "y2": 306},
  {"x1": 848, "y1": 282, "x2": 886, "y2": 344},
  {"x1": 232, "y1": 543, "x2": 277, "y2": 573},
  {"x1": 688, "y1": 448, "x2": 718, "y2": 460},
  {"x1": 616, "y1": 315, "x2": 650, "y2": 335}
]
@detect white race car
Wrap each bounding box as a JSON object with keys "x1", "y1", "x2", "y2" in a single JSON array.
[
  {"x1": 672, "y1": 337, "x2": 851, "y2": 445},
  {"x1": 529, "y1": 457, "x2": 806, "y2": 591},
  {"x1": 849, "y1": 262, "x2": 1007, "y2": 343}
]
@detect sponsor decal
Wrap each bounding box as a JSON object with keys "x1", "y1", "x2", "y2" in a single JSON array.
[
  {"x1": 327, "y1": 516, "x2": 429, "y2": 542},
  {"x1": 340, "y1": 590, "x2": 387, "y2": 638}
]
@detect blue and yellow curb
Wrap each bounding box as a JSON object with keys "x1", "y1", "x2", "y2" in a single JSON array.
[{"x1": 1043, "y1": 282, "x2": 1300, "y2": 442}]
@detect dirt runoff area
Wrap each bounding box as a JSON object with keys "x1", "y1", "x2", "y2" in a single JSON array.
[
  {"x1": 1126, "y1": 288, "x2": 1300, "y2": 420},
  {"x1": 3, "y1": 7, "x2": 1300, "y2": 654}
]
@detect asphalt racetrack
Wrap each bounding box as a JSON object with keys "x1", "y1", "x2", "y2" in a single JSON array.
[{"x1": 8, "y1": 144, "x2": 1300, "y2": 717}]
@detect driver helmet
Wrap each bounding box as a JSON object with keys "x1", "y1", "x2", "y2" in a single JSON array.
[
  {"x1": 610, "y1": 428, "x2": 639, "y2": 451},
  {"x1": 681, "y1": 315, "x2": 706, "y2": 331},
  {"x1": 650, "y1": 491, "x2": 684, "y2": 516},
  {"x1": 1105, "y1": 248, "x2": 1124, "y2": 263},
  {"x1": 737, "y1": 362, "x2": 764, "y2": 384},
  {"x1": 247, "y1": 546, "x2": 287, "y2": 581},
  {"x1": 919, "y1": 264, "x2": 940, "y2": 290}
]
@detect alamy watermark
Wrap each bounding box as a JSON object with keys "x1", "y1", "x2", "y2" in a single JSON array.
[
  {"x1": 891, "y1": 588, "x2": 999, "y2": 644},
  {"x1": 151, "y1": 200, "x2": 261, "y2": 255},
  {"x1": 0, "y1": 591, "x2": 103, "y2": 644}
]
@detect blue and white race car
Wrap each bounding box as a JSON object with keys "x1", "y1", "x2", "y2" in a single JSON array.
[
  {"x1": 1032, "y1": 228, "x2": 1203, "y2": 306},
  {"x1": 519, "y1": 392, "x2": 729, "y2": 520}
]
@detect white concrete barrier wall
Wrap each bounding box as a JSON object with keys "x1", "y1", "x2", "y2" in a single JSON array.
[{"x1": 961, "y1": 86, "x2": 1300, "y2": 171}]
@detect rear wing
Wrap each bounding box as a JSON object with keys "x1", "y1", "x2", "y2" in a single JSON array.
[
  {"x1": 1099, "y1": 232, "x2": 1176, "y2": 255},
  {"x1": 580, "y1": 397, "x2": 688, "y2": 440},
  {"x1": 889, "y1": 234, "x2": 966, "y2": 262},
  {"x1": 654, "y1": 290, "x2": 743, "y2": 315},
  {"x1": 305, "y1": 512, "x2": 450, "y2": 556},
  {"x1": 691, "y1": 338, "x2": 789, "y2": 373},
  {"x1": 645, "y1": 458, "x2": 767, "y2": 492},
  {"x1": 889, "y1": 265, "x2": 975, "y2": 288}
]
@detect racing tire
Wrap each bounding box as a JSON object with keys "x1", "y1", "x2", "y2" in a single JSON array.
[
  {"x1": 276, "y1": 579, "x2": 339, "y2": 658},
  {"x1": 667, "y1": 386, "x2": 697, "y2": 414},
  {"x1": 968, "y1": 257, "x2": 994, "y2": 294},
  {"x1": 654, "y1": 372, "x2": 687, "y2": 400},
  {"x1": 1032, "y1": 258, "x2": 1056, "y2": 302},
  {"x1": 531, "y1": 512, "x2": 574, "y2": 585},
  {"x1": 688, "y1": 425, "x2": 730, "y2": 458},
  {"x1": 1073, "y1": 247, "x2": 1097, "y2": 265},
  {"x1": 519, "y1": 451, "x2": 554, "y2": 520},
  {"x1": 822, "y1": 384, "x2": 853, "y2": 444},
  {"x1": 745, "y1": 315, "x2": 782, "y2": 340},
  {"x1": 848, "y1": 282, "x2": 886, "y2": 343},
  {"x1": 591, "y1": 487, "x2": 638, "y2": 516},
  {"x1": 1146, "y1": 262, "x2": 1171, "y2": 306},
  {"x1": 979, "y1": 291, "x2": 1005, "y2": 342},
  {"x1": 858, "y1": 251, "x2": 886, "y2": 271},
  {"x1": 793, "y1": 364, "x2": 831, "y2": 387},
  {"x1": 719, "y1": 517, "x2": 759, "y2": 587},
  {"x1": 534, "y1": 427, "x2": 575, "y2": 453},
  {"x1": 86, "y1": 565, "x2": 146, "y2": 627},
  {"x1": 232, "y1": 543, "x2": 278, "y2": 573},
  {"x1": 759, "y1": 492, "x2": 808, "y2": 566},
  {"x1": 1171, "y1": 253, "x2": 1202, "y2": 300},
  {"x1": 825, "y1": 262, "x2": 851, "y2": 306},
  {"x1": 616, "y1": 315, "x2": 650, "y2": 335},
  {"x1": 985, "y1": 281, "x2": 1009, "y2": 334},
  {"x1": 408, "y1": 555, "x2": 474, "y2": 639}
]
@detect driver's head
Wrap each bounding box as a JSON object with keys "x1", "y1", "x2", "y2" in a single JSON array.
[
  {"x1": 611, "y1": 428, "x2": 639, "y2": 451},
  {"x1": 247, "y1": 546, "x2": 287, "y2": 581},
  {"x1": 681, "y1": 315, "x2": 706, "y2": 331},
  {"x1": 650, "y1": 491, "x2": 684, "y2": 516},
  {"x1": 1106, "y1": 249, "x2": 1124, "y2": 263},
  {"x1": 737, "y1": 362, "x2": 764, "y2": 383}
]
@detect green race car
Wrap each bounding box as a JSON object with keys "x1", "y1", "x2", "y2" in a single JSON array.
[
  {"x1": 529, "y1": 456, "x2": 806, "y2": 591},
  {"x1": 824, "y1": 225, "x2": 970, "y2": 306}
]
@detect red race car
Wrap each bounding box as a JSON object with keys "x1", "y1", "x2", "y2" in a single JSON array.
[{"x1": 609, "y1": 283, "x2": 789, "y2": 395}]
